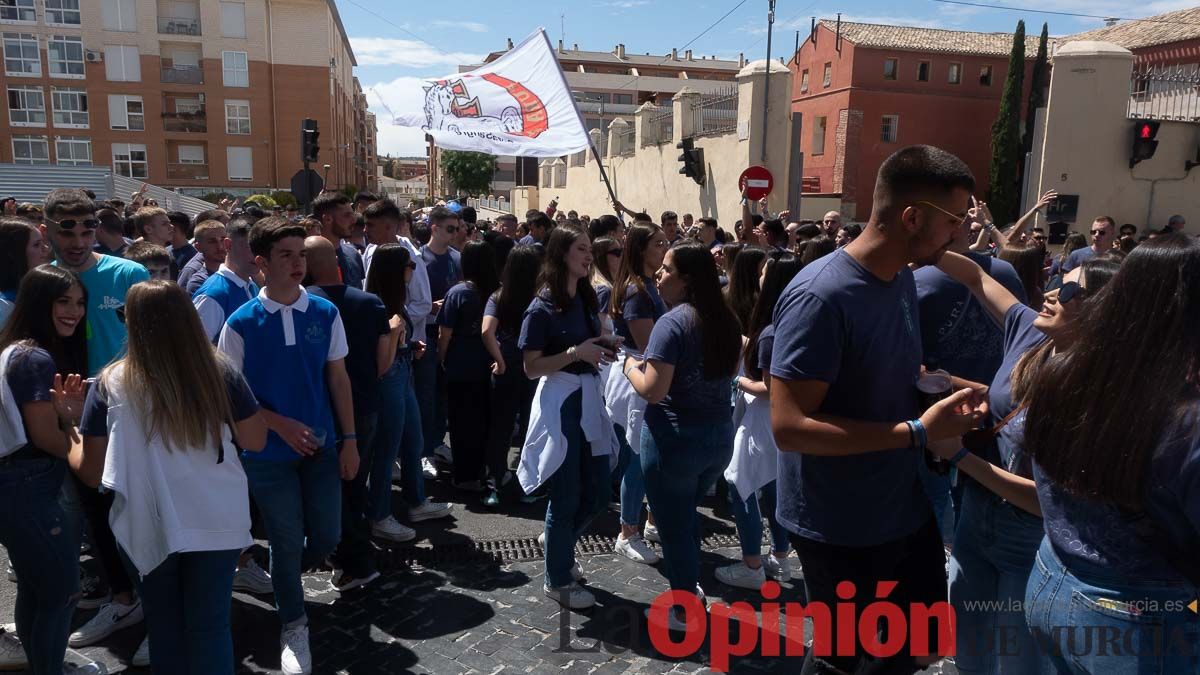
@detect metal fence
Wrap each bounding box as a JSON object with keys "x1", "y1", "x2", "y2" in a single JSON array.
[
  {"x1": 1128, "y1": 64, "x2": 1200, "y2": 122},
  {"x1": 618, "y1": 126, "x2": 636, "y2": 156},
  {"x1": 689, "y1": 84, "x2": 739, "y2": 137},
  {"x1": 642, "y1": 108, "x2": 674, "y2": 147}
]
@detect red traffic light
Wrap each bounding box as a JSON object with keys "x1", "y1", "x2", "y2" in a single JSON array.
[{"x1": 1139, "y1": 123, "x2": 1154, "y2": 139}]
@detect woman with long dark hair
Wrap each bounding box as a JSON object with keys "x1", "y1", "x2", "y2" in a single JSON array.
[
  {"x1": 724, "y1": 246, "x2": 767, "y2": 333},
  {"x1": 70, "y1": 280, "x2": 267, "y2": 675},
  {"x1": 589, "y1": 237, "x2": 621, "y2": 295},
  {"x1": 481, "y1": 245, "x2": 541, "y2": 506},
  {"x1": 439, "y1": 240, "x2": 500, "y2": 491},
  {"x1": 0, "y1": 218, "x2": 50, "y2": 328},
  {"x1": 715, "y1": 254, "x2": 804, "y2": 590},
  {"x1": 518, "y1": 222, "x2": 619, "y2": 610},
  {"x1": 624, "y1": 242, "x2": 742, "y2": 629},
  {"x1": 997, "y1": 245, "x2": 1046, "y2": 311},
  {"x1": 605, "y1": 223, "x2": 669, "y2": 565},
  {"x1": 0, "y1": 265, "x2": 95, "y2": 674},
  {"x1": 366, "y1": 244, "x2": 451, "y2": 543},
  {"x1": 1048, "y1": 231, "x2": 1087, "y2": 286},
  {"x1": 932, "y1": 251, "x2": 1119, "y2": 673},
  {"x1": 1020, "y1": 234, "x2": 1199, "y2": 673}
]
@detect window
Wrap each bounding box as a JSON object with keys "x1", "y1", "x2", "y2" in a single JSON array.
[
  {"x1": 822, "y1": 62, "x2": 832, "y2": 88},
  {"x1": 102, "y1": 0, "x2": 136, "y2": 31},
  {"x1": 51, "y1": 87, "x2": 87, "y2": 127},
  {"x1": 800, "y1": 69, "x2": 809, "y2": 93},
  {"x1": 612, "y1": 93, "x2": 632, "y2": 105},
  {"x1": 812, "y1": 115, "x2": 826, "y2": 155},
  {"x1": 225, "y1": 99, "x2": 249, "y2": 134},
  {"x1": 3, "y1": 33, "x2": 38, "y2": 76},
  {"x1": 917, "y1": 61, "x2": 930, "y2": 82},
  {"x1": 979, "y1": 65, "x2": 993, "y2": 86},
  {"x1": 112, "y1": 142, "x2": 147, "y2": 178},
  {"x1": 948, "y1": 62, "x2": 962, "y2": 84},
  {"x1": 222, "y1": 51, "x2": 248, "y2": 87},
  {"x1": 220, "y1": 2, "x2": 246, "y2": 38},
  {"x1": 883, "y1": 58, "x2": 897, "y2": 81},
  {"x1": 104, "y1": 45, "x2": 140, "y2": 81},
  {"x1": 45, "y1": 0, "x2": 81, "y2": 25},
  {"x1": 108, "y1": 94, "x2": 143, "y2": 130},
  {"x1": 55, "y1": 137, "x2": 90, "y2": 165},
  {"x1": 8, "y1": 85, "x2": 44, "y2": 126},
  {"x1": 227, "y1": 146, "x2": 252, "y2": 180},
  {"x1": 0, "y1": 0, "x2": 35, "y2": 23},
  {"x1": 12, "y1": 135, "x2": 48, "y2": 164},
  {"x1": 881, "y1": 114, "x2": 899, "y2": 143},
  {"x1": 177, "y1": 144, "x2": 204, "y2": 164},
  {"x1": 48, "y1": 35, "x2": 84, "y2": 77}
]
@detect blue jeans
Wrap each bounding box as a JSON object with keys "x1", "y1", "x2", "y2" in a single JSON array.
[
  {"x1": 616, "y1": 427, "x2": 645, "y2": 527},
  {"x1": 371, "y1": 359, "x2": 424, "y2": 517},
  {"x1": 727, "y1": 480, "x2": 791, "y2": 558},
  {"x1": 1025, "y1": 537, "x2": 1200, "y2": 675},
  {"x1": 0, "y1": 457, "x2": 77, "y2": 675},
  {"x1": 242, "y1": 448, "x2": 341, "y2": 625},
  {"x1": 414, "y1": 331, "x2": 446, "y2": 458},
  {"x1": 122, "y1": 548, "x2": 240, "y2": 675},
  {"x1": 335, "y1": 412, "x2": 378, "y2": 579},
  {"x1": 640, "y1": 415, "x2": 734, "y2": 594},
  {"x1": 949, "y1": 483, "x2": 1051, "y2": 674},
  {"x1": 543, "y1": 391, "x2": 611, "y2": 588},
  {"x1": 919, "y1": 452, "x2": 954, "y2": 542},
  {"x1": 485, "y1": 361, "x2": 532, "y2": 487}
]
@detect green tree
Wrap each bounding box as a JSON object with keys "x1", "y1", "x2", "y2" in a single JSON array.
[
  {"x1": 382, "y1": 159, "x2": 394, "y2": 178},
  {"x1": 341, "y1": 185, "x2": 359, "y2": 199},
  {"x1": 244, "y1": 194, "x2": 278, "y2": 209},
  {"x1": 441, "y1": 150, "x2": 497, "y2": 196},
  {"x1": 270, "y1": 190, "x2": 297, "y2": 208},
  {"x1": 1022, "y1": 23, "x2": 1050, "y2": 159},
  {"x1": 988, "y1": 20, "x2": 1026, "y2": 225}
]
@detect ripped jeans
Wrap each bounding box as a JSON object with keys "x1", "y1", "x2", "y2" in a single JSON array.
[{"x1": 0, "y1": 455, "x2": 79, "y2": 675}]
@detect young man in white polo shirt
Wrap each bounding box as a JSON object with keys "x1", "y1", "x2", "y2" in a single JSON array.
[{"x1": 217, "y1": 217, "x2": 359, "y2": 675}]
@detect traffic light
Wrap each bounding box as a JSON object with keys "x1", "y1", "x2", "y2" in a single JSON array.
[
  {"x1": 301, "y1": 118, "x2": 320, "y2": 164},
  {"x1": 1129, "y1": 119, "x2": 1159, "y2": 169},
  {"x1": 677, "y1": 138, "x2": 705, "y2": 185}
]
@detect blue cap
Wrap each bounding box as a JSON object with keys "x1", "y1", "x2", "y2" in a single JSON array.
[{"x1": 445, "y1": 201, "x2": 463, "y2": 214}]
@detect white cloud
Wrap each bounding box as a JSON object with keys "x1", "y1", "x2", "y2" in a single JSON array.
[
  {"x1": 607, "y1": 0, "x2": 650, "y2": 8},
  {"x1": 349, "y1": 37, "x2": 484, "y2": 69},
  {"x1": 430, "y1": 20, "x2": 488, "y2": 33}
]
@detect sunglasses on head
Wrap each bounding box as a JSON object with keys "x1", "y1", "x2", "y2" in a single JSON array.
[
  {"x1": 1057, "y1": 281, "x2": 1087, "y2": 304},
  {"x1": 53, "y1": 217, "x2": 99, "y2": 231},
  {"x1": 607, "y1": 248, "x2": 623, "y2": 257}
]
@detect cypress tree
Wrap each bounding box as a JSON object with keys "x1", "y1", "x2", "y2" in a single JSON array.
[
  {"x1": 988, "y1": 20, "x2": 1026, "y2": 225},
  {"x1": 1022, "y1": 23, "x2": 1050, "y2": 157}
]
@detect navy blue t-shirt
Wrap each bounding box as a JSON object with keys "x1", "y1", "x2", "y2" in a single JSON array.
[
  {"x1": 770, "y1": 248, "x2": 930, "y2": 546},
  {"x1": 988, "y1": 304, "x2": 1047, "y2": 478},
  {"x1": 337, "y1": 241, "x2": 365, "y2": 290},
  {"x1": 307, "y1": 284, "x2": 389, "y2": 416},
  {"x1": 1062, "y1": 246, "x2": 1097, "y2": 273},
  {"x1": 612, "y1": 276, "x2": 667, "y2": 353},
  {"x1": 4, "y1": 346, "x2": 56, "y2": 458},
  {"x1": 750, "y1": 324, "x2": 775, "y2": 382},
  {"x1": 642, "y1": 304, "x2": 733, "y2": 427},
  {"x1": 518, "y1": 291, "x2": 598, "y2": 376},
  {"x1": 81, "y1": 365, "x2": 259, "y2": 435},
  {"x1": 914, "y1": 252, "x2": 1027, "y2": 386},
  {"x1": 438, "y1": 282, "x2": 492, "y2": 382},
  {"x1": 484, "y1": 294, "x2": 521, "y2": 367},
  {"x1": 1034, "y1": 408, "x2": 1200, "y2": 584},
  {"x1": 421, "y1": 245, "x2": 462, "y2": 335}
]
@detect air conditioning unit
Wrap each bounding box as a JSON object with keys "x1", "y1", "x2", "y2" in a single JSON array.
[{"x1": 85, "y1": 50, "x2": 102, "y2": 63}]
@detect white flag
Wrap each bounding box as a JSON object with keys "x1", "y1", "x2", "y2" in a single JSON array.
[{"x1": 393, "y1": 29, "x2": 589, "y2": 157}]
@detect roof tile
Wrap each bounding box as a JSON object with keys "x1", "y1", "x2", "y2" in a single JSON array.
[
  {"x1": 1065, "y1": 8, "x2": 1200, "y2": 50},
  {"x1": 820, "y1": 19, "x2": 1043, "y2": 58}
]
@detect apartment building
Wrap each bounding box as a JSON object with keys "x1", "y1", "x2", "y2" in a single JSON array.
[{"x1": 0, "y1": 0, "x2": 377, "y2": 197}]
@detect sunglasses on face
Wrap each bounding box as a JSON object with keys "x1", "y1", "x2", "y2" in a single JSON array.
[
  {"x1": 1057, "y1": 281, "x2": 1087, "y2": 304},
  {"x1": 915, "y1": 200, "x2": 968, "y2": 225},
  {"x1": 443, "y1": 225, "x2": 459, "y2": 234},
  {"x1": 116, "y1": 306, "x2": 126, "y2": 323},
  {"x1": 52, "y1": 217, "x2": 99, "y2": 231},
  {"x1": 607, "y1": 248, "x2": 623, "y2": 257}
]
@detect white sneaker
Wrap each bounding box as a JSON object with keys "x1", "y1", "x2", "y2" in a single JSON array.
[
  {"x1": 333, "y1": 570, "x2": 380, "y2": 593},
  {"x1": 232, "y1": 559, "x2": 274, "y2": 595},
  {"x1": 392, "y1": 459, "x2": 403, "y2": 483},
  {"x1": 372, "y1": 516, "x2": 416, "y2": 543},
  {"x1": 5, "y1": 564, "x2": 13, "y2": 583},
  {"x1": 644, "y1": 606, "x2": 690, "y2": 632},
  {"x1": 0, "y1": 630, "x2": 27, "y2": 669},
  {"x1": 63, "y1": 661, "x2": 107, "y2": 675},
  {"x1": 643, "y1": 523, "x2": 660, "y2": 543},
  {"x1": 280, "y1": 624, "x2": 312, "y2": 675},
  {"x1": 434, "y1": 444, "x2": 453, "y2": 463},
  {"x1": 764, "y1": 554, "x2": 792, "y2": 582},
  {"x1": 408, "y1": 500, "x2": 453, "y2": 522},
  {"x1": 543, "y1": 582, "x2": 595, "y2": 609},
  {"x1": 132, "y1": 636, "x2": 150, "y2": 667},
  {"x1": 614, "y1": 533, "x2": 660, "y2": 565},
  {"x1": 715, "y1": 562, "x2": 766, "y2": 590},
  {"x1": 536, "y1": 532, "x2": 544, "y2": 547},
  {"x1": 68, "y1": 600, "x2": 144, "y2": 647},
  {"x1": 420, "y1": 457, "x2": 438, "y2": 479}
]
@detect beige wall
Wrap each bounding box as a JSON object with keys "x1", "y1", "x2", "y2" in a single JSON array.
[{"x1": 1033, "y1": 41, "x2": 1199, "y2": 234}]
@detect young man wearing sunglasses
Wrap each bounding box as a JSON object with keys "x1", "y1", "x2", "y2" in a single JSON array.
[
  {"x1": 1062, "y1": 216, "x2": 1115, "y2": 273},
  {"x1": 416, "y1": 206, "x2": 462, "y2": 474}
]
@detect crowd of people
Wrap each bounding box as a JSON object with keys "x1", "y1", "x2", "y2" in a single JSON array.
[{"x1": 0, "y1": 141, "x2": 1195, "y2": 675}]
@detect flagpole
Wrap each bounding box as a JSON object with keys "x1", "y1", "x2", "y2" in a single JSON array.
[{"x1": 539, "y1": 29, "x2": 625, "y2": 222}]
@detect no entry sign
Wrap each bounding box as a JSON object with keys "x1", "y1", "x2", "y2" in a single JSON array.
[{"x1": 739, "y1": 166, "x2": 774, "y2": 201}]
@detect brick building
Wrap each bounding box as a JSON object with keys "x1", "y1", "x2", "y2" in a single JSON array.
[
  {"x1": 789, "y1": 20, "x2": 1042, "y2": 220},
  {"x1": 1067, "y1": 7, "x2": 1200, "y2": 66},
  {"x1": 0, "y1": 0, "x2": 377, "y2": 197}
]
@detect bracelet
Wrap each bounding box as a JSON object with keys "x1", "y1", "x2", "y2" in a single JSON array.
[
  {"x1": 340, "y1": 433, "x2": 357, "y2": 442},
  {"x1": 567, "y1": 346, "x2": 578, "y2": 362},
  {"x1": 906, "y1": 419, "x2": 928, "y2": 451},
  {"x1": 949, "y1": 447, "x2": 970, "y2": 466}
]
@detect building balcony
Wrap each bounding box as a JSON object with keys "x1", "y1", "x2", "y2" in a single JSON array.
[
  {"x1": 161, "y1": 65, "x2": 203, "y2": 85},
  {"x1": 162, "y1": 110, "x2": 206, "y2": 133},
  {"x1": 167, "y1": 163, "x2": 208, "y2": 180},
  {"x1": 158, "y1": 16, "x2": 200, "y2": 35}
]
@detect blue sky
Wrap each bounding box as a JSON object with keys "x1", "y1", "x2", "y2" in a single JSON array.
[{"x1": 339, "y1": 0, "x2": 1196, "y2": 156}]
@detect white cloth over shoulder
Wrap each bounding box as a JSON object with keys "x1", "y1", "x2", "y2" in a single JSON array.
[
  {"x1": 518, "y1": 371, "x2": 619, "y2": 494},
  {"x1": 724, "y1": 390, "x2": 779, "y2": 500},
  {"x1": 0, "y1": 346, "x2": 28, "y2": 458},
  {"x1": 101, "y1": 365, "x2": 253, "y2": 576},
  {"x1": 604, "y1": 347, "x2": 646, "y2": 452}
]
